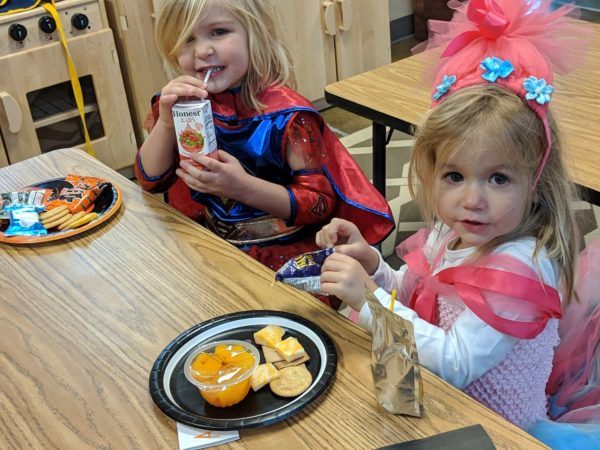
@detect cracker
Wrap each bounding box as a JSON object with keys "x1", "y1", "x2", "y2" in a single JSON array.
[
  {"x1": 273, "y1": 353, "x2": 310, "y2": 369},
  {"x1": 42, "y1": 213, "x2": 72, "y2": 229},
  {"x1": 65, "y1": 212, "x2": 97, "y2": 229},
  {"x1": 58, "y1": 211, "x2": 86, "y2": 230},
  {"x1": 39, "y1": 205, "x2": 68, "y2": 221},
  {"x1": 262, "y1": 345, "x2": 284, "y2": 363},
  {"x1": 269, "y1": 364, "x2": 312, "y2": 397}
]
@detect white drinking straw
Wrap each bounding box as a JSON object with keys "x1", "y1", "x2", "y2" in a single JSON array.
[{"x1": 203, "y1": 69, "x2": 212, "y2": 84}]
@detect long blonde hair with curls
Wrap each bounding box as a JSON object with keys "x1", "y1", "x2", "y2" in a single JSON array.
[
  {"x1": 154, "y1": 0, "x2": 295, "y2": 112},
  {"x1": 409, "y1": 84, "x2": 579, "y2": 304}
]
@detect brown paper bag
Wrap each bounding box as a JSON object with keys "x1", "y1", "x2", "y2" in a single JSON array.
[{"x1": 367, "y1": 291, "x2": 423, "y2": 417}]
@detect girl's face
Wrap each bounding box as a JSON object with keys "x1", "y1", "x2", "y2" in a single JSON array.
[
  {"x1": 434, "y1": 147, "x2": 530, "y2": 250},
  {"x1": 177, "y1": 4, "x2": 250, "y2": 93}
]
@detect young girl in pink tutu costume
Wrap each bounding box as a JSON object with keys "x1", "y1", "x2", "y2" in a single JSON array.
[{"x1": 316, "y1": 0, "x2": 599, "y2": 446}]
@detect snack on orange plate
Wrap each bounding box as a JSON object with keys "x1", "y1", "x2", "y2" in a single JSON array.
[
  {"x1": 63, "y1": 212, "x2": 98, "y2": 230},
  {"x1": 58, "y1": 211, "x2": 86, "y2": 230},
  {"x1": 41, "y1": 212, "x2": 72, "y2": 230},
  {"x1": 184, "y1": 340, "x2": 259, "y2": 407},
  {"x1": 44, "y1": 175, "x2": 109, "y2": 214},
  {"x1": 39, "y1": 205, "x2": 69, "y2": 221},
  {"x1": 269, "y1": 364, "x2": 312, "y2": 397}
]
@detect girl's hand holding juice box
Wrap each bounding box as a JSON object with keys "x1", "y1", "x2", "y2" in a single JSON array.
[{"x1": 172, "y1": 99, "x2": 218, "y2": 167}]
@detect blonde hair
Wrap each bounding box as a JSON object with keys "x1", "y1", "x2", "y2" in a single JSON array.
[
  {"x1": 409, "y1": 84, "x2": 578, "y2": 304},
  {"x1": 154, "y1": 0, "x2": 295, "y2": 112}
]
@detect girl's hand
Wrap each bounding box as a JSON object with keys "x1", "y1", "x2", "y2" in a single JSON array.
[
  {"x1": 177, "y1": 150, "x2": 250, "y2": 199},
  {"x1": 156, "y1": 75, "x2": 209, "y2": 130},
  {"x1": 316, "y1": 218, "x2": 380, "y2": 275},
  {"x1": 320, "y1": 252, "x2": 378, "y2": 310}
]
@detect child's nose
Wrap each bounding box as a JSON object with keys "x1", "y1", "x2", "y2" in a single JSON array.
[
  {"x1": 194, "y1": 40, "x2": 215, "y2": 59},
  {"x1": 461, "y1": 183, "x2": 486, "y2": 209}
]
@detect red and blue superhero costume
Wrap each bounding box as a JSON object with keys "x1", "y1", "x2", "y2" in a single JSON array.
[{"x1": 136, "y1": 85, "x2": 394, "y2": 307}]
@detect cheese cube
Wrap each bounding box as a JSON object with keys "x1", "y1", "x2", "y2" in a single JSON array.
[
  {"x1": 251, "y1": 363, "x2": 279, "y2": 391},
  {"x1": 275, "y1": 337, "x2": 307, "y2": 362},
  {"x1": 253, "y1": 325, "x2": 285, "y2": 348}
]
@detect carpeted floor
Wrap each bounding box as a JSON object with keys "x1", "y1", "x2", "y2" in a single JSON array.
[{"x1": 340, "y1": 127, "x2": 600, "y2": 269}]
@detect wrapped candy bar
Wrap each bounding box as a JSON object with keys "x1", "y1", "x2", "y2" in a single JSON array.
[
  {"x1": 366, "y1": 291, "x2": 423, "y2": 417},
  {"x1": 44, "y1": 174, "x2": 109, "y2": 214},
  {"x1": 275, "y1": 248, "x2": 334, "y2": 294}
]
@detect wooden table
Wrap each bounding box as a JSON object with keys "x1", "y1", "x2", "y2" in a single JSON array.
[
  {"x1": 325, "y1": 21, "x2": 600, "y2": 203},
  {"x1": 0, "y1": 149, "x2": 546, "y2": 449}
]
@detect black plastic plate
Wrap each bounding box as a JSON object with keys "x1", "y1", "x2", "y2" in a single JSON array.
[{"x1": 149, "y1": 310, "x2": 337, "y2": 430}]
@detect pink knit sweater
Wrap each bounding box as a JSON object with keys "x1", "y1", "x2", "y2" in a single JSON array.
[{"x1": 437, "y1": 301, "x2": 558, "y2": 430}]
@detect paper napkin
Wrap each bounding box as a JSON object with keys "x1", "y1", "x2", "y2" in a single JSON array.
[{"x1": 177, "y1": 422, "x2": 239, "y2": 450}]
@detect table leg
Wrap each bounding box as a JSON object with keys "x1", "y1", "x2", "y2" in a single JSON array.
[{"x1": 372, "y1": 122, "x2": 386, "y2": 197}]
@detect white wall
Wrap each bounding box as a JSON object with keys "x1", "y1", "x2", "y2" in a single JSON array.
[{"x1": 389, "y1": 0, "x2": 412, "y2": 21}]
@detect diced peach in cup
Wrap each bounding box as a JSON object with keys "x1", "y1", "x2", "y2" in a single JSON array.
[{"x1": 184, "y1": 340, "x2": 259, "y2": 408}]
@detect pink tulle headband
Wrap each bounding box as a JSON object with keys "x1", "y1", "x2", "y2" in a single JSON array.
[{"x1": 424, "y1": 0, "x2": 589, "y2": 187}]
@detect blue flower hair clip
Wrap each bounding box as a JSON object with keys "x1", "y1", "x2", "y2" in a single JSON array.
[
  {"x1": 524, "y1": 76, "x2": 554, "y2": 105},
  {"x1": 480, "y1": 57, "x2": 514, "y2": 82},
  {"x1": 432, "y1": 74, "x2": 457, "y2": 100}
]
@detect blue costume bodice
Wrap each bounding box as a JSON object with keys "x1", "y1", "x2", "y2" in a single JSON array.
[
  {"x1": 136, "y1": 85, "x2": 394, "y2": 246},
  {"x1": 192, "y1": 98, "x2": 316, "y2": 222}
]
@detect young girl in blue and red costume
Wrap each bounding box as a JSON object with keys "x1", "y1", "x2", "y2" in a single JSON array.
[
  {"x1": 135, "y1": 0, "x2": 394, "y2": 309},
  {"x1": 317, "y1": 0, "x2": 600, "y2": 446}
]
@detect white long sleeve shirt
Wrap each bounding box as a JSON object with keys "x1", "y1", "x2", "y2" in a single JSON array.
[{"x1": 357, "y1": 224, "x2": 559, "y2": 389}]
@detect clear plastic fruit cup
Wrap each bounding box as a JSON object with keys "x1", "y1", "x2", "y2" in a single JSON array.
[{"x1": 184, "y1": 339, "x2": 259, "y2": 407}]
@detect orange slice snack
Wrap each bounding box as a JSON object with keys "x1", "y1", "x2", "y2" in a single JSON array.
[
  {"x1": 185, "y1": 340, "x2": 259, "y2": 407},
  {"x1": 216, "y1": 344, "x2": 255, "y2": 371},
  {"x1": 190, "y1": 353, "x2": 222, "y2": 382}
]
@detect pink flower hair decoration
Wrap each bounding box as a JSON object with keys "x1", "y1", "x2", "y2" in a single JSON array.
[{"x1": 421, "y1": 0, "x2": 591, "y2": 186}]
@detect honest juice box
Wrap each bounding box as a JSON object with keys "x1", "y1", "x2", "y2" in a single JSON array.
[{"x1": 172, "y1": 100, "x2": 218, "y2": 160}]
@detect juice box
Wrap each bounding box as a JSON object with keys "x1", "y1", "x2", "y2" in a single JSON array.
[{"x1": 172, "y1": 100, "x2": 218, "y2": 159}]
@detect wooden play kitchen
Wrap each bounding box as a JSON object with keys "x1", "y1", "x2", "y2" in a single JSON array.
[{"x1": 0, "y1": 0, "x2": 136, "y2": 171}]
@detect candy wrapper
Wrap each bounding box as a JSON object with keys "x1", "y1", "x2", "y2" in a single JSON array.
[
  {"x1": 275, "y1": 248, "x2": 334, "y2": 294},
  {"x1": 366, "y1": 291, "x2": 423, "y2": 417},
  {"x1": 3, "y1": 206, "x2": 47, "y2": 237},
  {"x1": 44, "y1": 175, "x2": 109, "y2": 213},
  {"x1": 1, "y1": 189, "x2": 50, "y2": 219}
]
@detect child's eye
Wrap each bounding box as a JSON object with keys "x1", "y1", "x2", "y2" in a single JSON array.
[
  {"x1": 185, "y1": 35, "x2": 195, "y2": 44},
  {"x1": 490, "y1": 173, "x2": 509, "y2": 185},
  {"x1": 210, "y1": 28, "x2": 229, "y2": 37},
  {"x1": 443, "y1": 171, "x2": 463, "y2": 183}
]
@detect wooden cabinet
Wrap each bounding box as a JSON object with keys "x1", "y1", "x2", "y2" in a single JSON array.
[
  {"x1": 268, "y1": 0, "x2": 391, "y2": 106},
  {"x1": 103, "y1": 0, "x2": 168, "y2": 144},
  {"x1": 103, "y1": 0, "x2": 390, "y2": 141},
  {"x1": 0, "y1": 133, "x2": 8, "y2": 168}
]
